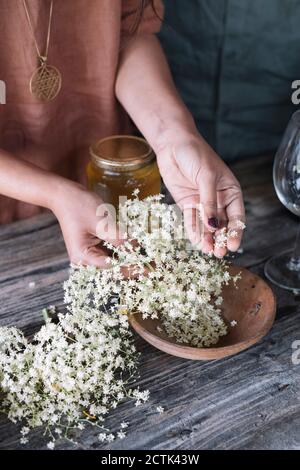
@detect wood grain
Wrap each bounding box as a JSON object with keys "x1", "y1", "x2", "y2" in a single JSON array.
[{"x1": 0, "y1": 155, "x2": 300, "y2": 450}]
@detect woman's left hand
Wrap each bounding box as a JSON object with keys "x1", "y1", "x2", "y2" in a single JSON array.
[{"x1": 156, "y1": 135, "x2": 245, "y2": 257}]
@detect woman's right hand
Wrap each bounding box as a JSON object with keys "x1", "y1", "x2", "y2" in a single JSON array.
[
  {"x1": 52, "y1": 181, "x2": 123, "y2": 267},
  {"x1": 0, "y1": 149, "x2": 122, "y2": 267}
]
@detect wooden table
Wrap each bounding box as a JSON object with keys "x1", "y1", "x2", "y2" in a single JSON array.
[{"x1": 1, "y1": 155, "x2": 300, "y2": 450}]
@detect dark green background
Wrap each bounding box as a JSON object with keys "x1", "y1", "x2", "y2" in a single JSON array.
[{"x1": 159, "y1": 0, "x2": 300, "y2": 161}]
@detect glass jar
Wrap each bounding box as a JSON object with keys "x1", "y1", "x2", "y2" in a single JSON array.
[{"x1": 87, "y1": 135, "x2": 161, "y2": 207}]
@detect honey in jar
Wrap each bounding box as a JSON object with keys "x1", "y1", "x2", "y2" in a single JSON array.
[{"x1": 87, "y1": 135, "x2": 161, "y2": 207}]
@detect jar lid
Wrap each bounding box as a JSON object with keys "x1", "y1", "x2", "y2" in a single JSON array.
[{"x1": 90, "y1": 135, "x2": 155, "y2": 171}]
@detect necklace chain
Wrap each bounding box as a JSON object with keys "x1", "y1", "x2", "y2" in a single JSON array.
[
  {"x1": 22, "y1": 0, "x2": 61, "y2": 102},
  {"x1": 22, "y1": 0, "x2": 53, "y2": 64}
]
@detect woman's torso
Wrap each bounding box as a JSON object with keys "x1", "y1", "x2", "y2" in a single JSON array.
[{"x1": 0, "y1": 0, "x2": 130, "y2": 222}]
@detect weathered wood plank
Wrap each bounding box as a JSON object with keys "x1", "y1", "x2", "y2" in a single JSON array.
[{"x1": 0, "y1": 155, "x2": 300, "y2": 450}]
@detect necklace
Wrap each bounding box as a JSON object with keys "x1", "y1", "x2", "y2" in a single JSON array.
[{"x1": 23, "y1": 0, "x2": 61, "y2": 102}]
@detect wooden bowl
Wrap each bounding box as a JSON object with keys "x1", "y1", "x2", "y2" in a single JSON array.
[{"x1": 129, "y1": 265, "x2": 276, "y2": 360}]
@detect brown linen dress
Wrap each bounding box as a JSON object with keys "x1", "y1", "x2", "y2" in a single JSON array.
[{"x1": 0, "y1": 0, "x2": 163, "y2": 222}]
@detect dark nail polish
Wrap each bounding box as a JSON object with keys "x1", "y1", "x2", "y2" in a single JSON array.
[{"x1": 208, "y1": 217, "x2": 219, "y2": 229}]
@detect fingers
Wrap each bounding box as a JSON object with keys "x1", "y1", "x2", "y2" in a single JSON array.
[
  {"x1": 199, "y1": 175, "x2": 245, "y2": 255},
  {"x1": 171, "y1": 142, "x2": 246, "y2": 257},
  {"x1": 73, "y1": 245, "x2": 110, "y2": 268},
  {"x1": 70, "y1": 247, "x2": 142, "y2": 278},
  {"x1": 173, "y1": 144, "x2": 218, "y2": 230},
  {"x1": 200, "y1": 229, "x2": 214, "y2": 254},
  {"x1": 212, "y1": 210, "x2": 228, "y2": 257},
  {"x1": 182, "y1": 203, "x2": 202, "y2": 246},
  {"x1": 71, "y1": 240, "x2": 151, "y2": 279},
  {"x1": 169, "y1": 191, "x2": 224, "y2": 255},
  {"x1": 95, "y1": 202, "x2": 125, "y2": 247},
  {"x1": 198, "y1": 177, "x2": 226, "y2": 256},
  {"x1": 198, "y1": 176, "x2": 219, "y2": 233},
  {"x1": 226, "y1": 218, "x2": 246, "y2": 252},
  {"x1": 172, "y1": 143, "x2": 222, "y2": 252},
  {"x1": 225, "y1": 188, "x2": 246, "y2": 252}
]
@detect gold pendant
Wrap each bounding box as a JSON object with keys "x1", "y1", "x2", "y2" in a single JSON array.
[{"x1": 30, "y1": 63, "x2": 62, "y2": 102}]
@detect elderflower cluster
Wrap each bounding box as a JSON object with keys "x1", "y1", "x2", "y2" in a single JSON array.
[
  {"x1": 73, "y1": 193, "x2": 239, "y2": 348},
  {"x1": 0, "y1": 193, "x2": 240, "y2": 448},
  {"x1": 0, "y1": 279, "x2": 147, "y2": 447}
]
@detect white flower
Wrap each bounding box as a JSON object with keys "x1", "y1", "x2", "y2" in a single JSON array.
[
  {"x1": 0, "y1": 194, "x2": 239, "y2": 448},
  {"x1": 156, "y1": 406, "x2": 164, "y2": 414},
  {"x1": 228, "y1": 229, "x2": 238, "y2": 238},
  {"x1": 236, "y1": 220, "x2": 246, "y2": 230},
  {"x1": 47, "y1": 442, "x2": 55, "y2": 450},
  {"x1": 230, "y1": 320, "x2": 237, "y2": 327},
  {"x1": 214, "y1": 220, "x2": 246, "y2": 249},
  {"x1": 21, "y1": 427, "x2": 30, "y2": 435}
]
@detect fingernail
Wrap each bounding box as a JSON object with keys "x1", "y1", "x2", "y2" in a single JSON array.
[{"x1": 208, "y1": 217, "x2": 219, "y2": 229}]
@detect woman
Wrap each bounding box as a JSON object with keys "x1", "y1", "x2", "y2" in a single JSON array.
[{"x1": 0, "y1": 0, "x2": 244, "y2": 266}]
